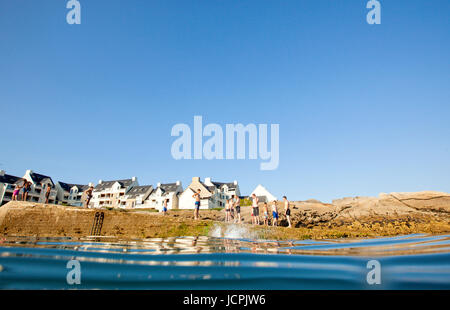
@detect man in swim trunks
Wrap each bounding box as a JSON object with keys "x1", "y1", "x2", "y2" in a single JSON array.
[
  {"x1": 233, "y1": 195, "x2": 241, "y2": 223},
  {"x1": 251, "y1": 193, "x2": 260, "y2": 225},
  {"x1": 283, "y1": 196, "x2": 291, "y2": 228},
  {"x1": 84, "y1": 186, "x2": 94, "y2": 208},
  {"x1": 192, "y1": 189, "x2": 201, "y2": 220}
]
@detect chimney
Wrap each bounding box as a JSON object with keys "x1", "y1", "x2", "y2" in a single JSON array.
[
  {"x1": 157, "y1": 182, "x2": 161, "y2": 188},
  {"x1": 234, "y1": 180, "x2": 238, "y2": 185},
  {"x1": 176, "y1": 180, "x2": 181, "y2": 186},
  {"x1": 192, "y1": 177, "x2": 200, "y2": 182},
  {"x1": 26, "y1": 169, "x2": 33, "y2": 175},
  {"x1": 98, "y1": 180, "x2": 103, "y2": 184},
  {"x1": 204, "y1": 177, "x2": 212, "y2": 186},
  {"x1": 132, "y1": 176, "x2": 137, "y2": 182},
  {"x1": 88, "y1": 182, "x2": 94, "y2": 187},
  {"x1": 0, "y1": 170, "x2": 5, "y2": 176}
]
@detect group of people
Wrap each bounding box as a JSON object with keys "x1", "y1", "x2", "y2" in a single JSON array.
[
  {"x1": 11, "y1": 179, "x2": 52, "y2": 204},
  {"x1": 192, "y1": 189, "x2": 292, "y2": 227},
  {"x1": 250, "y1": 194, "x2": 292, "y2": 228}
]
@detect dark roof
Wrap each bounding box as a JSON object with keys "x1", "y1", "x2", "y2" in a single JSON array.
[
  {"x1": 159, "y1": 183, "x2": 180, "y2": 193},
  {"x1": 126, "y1": 185, "x2": 153, "y2": 198},
  {"x1": 58, "y1": 181, "x2": 89, "y2": 193},
  {"x1": 0, "y1": 173, "x2": 22, "y2": 185},
  {"x1": 30, "y1": 172, "x2": 54, "y2": 186},
  {"x1": 211, "y1": 181, "x2": 237, "y2": 190},
  {"x1": 94, "y1": 179, "x2": 134, "y2": 191}
]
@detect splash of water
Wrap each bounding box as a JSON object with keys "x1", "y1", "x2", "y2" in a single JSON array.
[{"x1": 209, "y1": 223, "x2": 257, "y2": 239}]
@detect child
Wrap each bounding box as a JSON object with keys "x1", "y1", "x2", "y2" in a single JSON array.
[
  {"x1": 225, "y1": 199, "x2": 232, "y2": 222},
  {"x1": 263, "y1": 202, "x2": 269, "y2": 226},
  {"x1": 12, "y1": 181, "x2": 23, "y2": 201},
  {"x1": 163, "y1": 199, "x2": 168, "y2": 215},
  {"x1": 272, "y1": 201, "x2": 279, "y2": 227}
]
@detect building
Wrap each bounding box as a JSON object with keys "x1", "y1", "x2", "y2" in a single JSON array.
[
  {"x1": 22, "y1": 170, "x2": 58, "y2": 204},
  {"x1": 90, "y1": 177, "x2": 139, "y2": 208},
  {"x1": 178, "y1": 177, "x2": 240, "y2": 209},
  {"x1": 55, "y1": 182, "x2": 93, "y2": 207},
  {"x1": 121, "y1": 185, "x2": 153, "y2": 209},
  {"x1": 251, "y1": 184, "x2": 277, "y2": 203},
  {"x1": 0, "y1": 170, "x2": 22, "y2": 206},
  {"x1": 142, "y1": 181, "x2": 183, "y2": 211}
]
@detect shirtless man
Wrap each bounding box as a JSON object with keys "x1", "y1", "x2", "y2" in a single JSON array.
[
  {"x1": 85, "y1": 186, "x2": 94, "y2": 208},
  {"x1": 283, "y1": 196, "x2": 291, "y2": 228},
  {"x1": 192, "y1": 189, "x2": 201, "y2": 220},
  {"x1": 251, "y1": 193, "x2": 260, "y2": 225}
]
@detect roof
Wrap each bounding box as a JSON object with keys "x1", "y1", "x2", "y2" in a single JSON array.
[
  {"x1": 211, "y1": 181, "x2": 237, "y2": 191},
  {"x1": 29, "y1": 172, "x2": 54, "y2": 185},
  {"x1": 158, "y1": 183, "x2": 181, "y2": 194},
  {"x1": 0, "y1": 173, "x2": 22, "y2": 185},
  {"x1": 58, "y1": 181, "x2": 89, "y2": 193},
  {"x1": 126, "y1": 185, "x2": 153, "y2": 198},
  {"x1": 94, "y1": 179, "x2": 134, "y2": 191}
]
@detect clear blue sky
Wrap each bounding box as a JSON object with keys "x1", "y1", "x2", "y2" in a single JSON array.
[{"x1": 1, "y1": 0, "x2": 449, "y2": 202}]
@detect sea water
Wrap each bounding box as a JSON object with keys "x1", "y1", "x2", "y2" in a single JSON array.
[{"x1": 0, "y1": 228, "x2": 449, "y2": 289}]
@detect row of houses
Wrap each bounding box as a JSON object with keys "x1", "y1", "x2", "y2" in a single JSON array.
[{"x1": 0, "y1": 169, "x2": 278, "y2": 211}]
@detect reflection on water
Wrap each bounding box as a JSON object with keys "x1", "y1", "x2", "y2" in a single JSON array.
[{"x1": 0, "y1": 234, "x2": 449, "y2": 289}]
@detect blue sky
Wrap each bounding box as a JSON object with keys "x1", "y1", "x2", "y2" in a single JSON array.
[{"x1": 0, "y1": 0, "x2": 449, "y2": 202}]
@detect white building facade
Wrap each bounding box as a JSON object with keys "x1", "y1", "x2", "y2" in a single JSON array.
[
  {"x1": 90, "y1": 177, "x2": 139, "y2": 208},
  {"x1": 0, "y1": 170, "x2": 22, "y2": 206},
  {"x1": 141, "y1": 181, "x2": 183, "y2": 211}
]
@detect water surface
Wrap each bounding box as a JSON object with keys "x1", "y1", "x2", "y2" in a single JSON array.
[{"x1": 0, "y1": 233, "x2": 449, "y2": 289}]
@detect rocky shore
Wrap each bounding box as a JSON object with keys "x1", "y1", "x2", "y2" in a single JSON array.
[{"x1": 0, "y1": 191, "x2": 449, "y2": 240}]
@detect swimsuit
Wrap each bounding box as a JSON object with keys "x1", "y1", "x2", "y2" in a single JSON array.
[
  {"x1": 195, "y1": 201, "x2": 200, "y2": 209},
  {"x1": 286, "y1": 208, "x2": 291, "y2": 216},
  {"x1": 264, "y1": 211, "x2": 268, "y2": 219},
  {"x1": 272, "y1": 211, "x2": 279, "y2": 219},
  {"x1": 252, "y1": 207, "x2": 259, "y2": 216},
  {"x1": 235, "y1": 206, "x2": 240, "y2": 214}
]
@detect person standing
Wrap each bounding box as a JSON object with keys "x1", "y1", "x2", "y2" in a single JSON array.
[
  {"x1": 45, "y1": 184, "x2": 52, "y2": 204},
  {"x1": 233, "y1": 195, "x2": 241, "y2": 223},
  {"x1": 271, "y1": 201, "x2": 279, "y2": 227},
  {"x1": 84, "y1": 186, "x2": 94, "y2": 209},
  {"x1": 251, "y1": 194, "x2": 260, "y2": 225},
  {"x1": 22, "y1": 181, "x2": 31, "y2": 202},
  {"x1": 225, "y1": 199, "x2": 232, "y2": 222},
  {"x1": 192, "y1": 189, "x2": 201, "y2": 220},
  {"x1": 263, "y1": 202, "x2": 269, "y2": 226},
  {"x1": 283, "y1": 196, "x2": 291, "y2": 228},
  {"x1": 12, "y1": 181, "x2": 24, "y2": 201},
  {"x1": 163, "y1": 199, "x2": 168, "y2": 216}
]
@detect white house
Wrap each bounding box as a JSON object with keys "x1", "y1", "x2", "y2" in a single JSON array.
[
  {"x1": 178, "y1": 177, "x2": 240, "y2": 209},
  {"x1": 251, "y1": 184, "x2": 277, "y2": 203},
  {"x1": 90, "y1": 177, "x2": 139, "y2": 208},
  {"x1": 0, "y1": 170, "x2": 22, "y2": 206},
  {"x1": 141, "y1": 181, "x2": 183, "y2": 211},
  {"x1": 22, "y1": 170, "x2": 58, "y2": 204},
  {"x1": 121, "y1": 185, "x2": 154, "y2": 209},
  {"x1": 55, "y1": 181, "x2": 93, "y2": 207}
]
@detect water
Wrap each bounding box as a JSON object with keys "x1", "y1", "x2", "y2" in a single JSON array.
[{"x1": 0, "y1": 229, "x2": 449, "y2": 289}]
